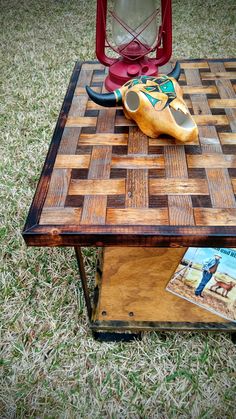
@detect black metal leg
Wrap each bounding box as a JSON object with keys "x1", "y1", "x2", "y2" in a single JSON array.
[
  {"x1": 74, "y1": 246, "x2": 92, "y2": 320},
  {"x1": 231, "y1": 333, "x2": 236, "y2": 344},
  {"x1": 92, "y1": 331, "x2": 142, "y2": 342}
]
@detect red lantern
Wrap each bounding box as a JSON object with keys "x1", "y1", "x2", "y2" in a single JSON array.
[{"x1": 96, "y1": 0, "x2": 172, "y2": 91}]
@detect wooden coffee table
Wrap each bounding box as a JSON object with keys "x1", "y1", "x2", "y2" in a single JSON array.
[{"x1": 23, "y1": 59, "x2": 236, "y2": 339}]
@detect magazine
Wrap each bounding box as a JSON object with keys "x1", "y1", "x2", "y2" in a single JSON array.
[{"x1": 166, "y1": 248, "x2": 236, "y2": 323}]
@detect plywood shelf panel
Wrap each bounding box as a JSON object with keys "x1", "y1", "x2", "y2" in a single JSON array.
[{"x1": 92, "y1": 248, "x2": 236, "y2": 331}]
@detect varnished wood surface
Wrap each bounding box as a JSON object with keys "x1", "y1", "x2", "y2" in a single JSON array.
[
  {"x1": 92, "y1": 247, "x2": 236, "y2": 330},
  {"x1": 23, "y1": 59, "x2": 236, "y2": 247}
]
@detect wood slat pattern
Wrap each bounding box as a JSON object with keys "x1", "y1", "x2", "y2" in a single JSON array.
[
  {"x1": 185, "y1": 65, "x2": 236, "y2": 212},
  {"x1": 125, "y1": 127, "x2": 149, "y2": 208},
  {"x1": 23, "y1": 60, "x2": 236, "y2": 246}
]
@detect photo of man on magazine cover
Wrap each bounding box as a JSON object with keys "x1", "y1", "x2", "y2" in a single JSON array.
[
  {"x1": 166, "y1": 248, "x2": 236, "y2": 322},
  {"x1": 195, "y1": 254, "x2": 222, "y2": 298}
]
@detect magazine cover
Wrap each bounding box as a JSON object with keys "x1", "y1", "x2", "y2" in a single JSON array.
[{"x1": 166, "y1": 248, "x2": 236, "y2": 323}]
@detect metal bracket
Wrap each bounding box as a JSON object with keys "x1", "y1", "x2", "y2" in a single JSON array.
[{"x1": 74, "y1": 246, "x2": 92, "y2": 320}]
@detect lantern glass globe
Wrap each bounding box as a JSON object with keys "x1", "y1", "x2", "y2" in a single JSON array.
[{"x1": 112, "y1": 0, "x2": 158, "y2": 49}]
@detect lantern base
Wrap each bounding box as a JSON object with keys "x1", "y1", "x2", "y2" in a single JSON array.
[{"x1": 104, "y1": 57, "x2": 159, "y2": 91}]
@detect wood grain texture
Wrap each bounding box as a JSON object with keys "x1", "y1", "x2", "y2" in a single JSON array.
[
  {"x1": 80, "y1": 146, "x2": 113, "y2": 225},
  {"x1": 194, "y1": 208, "x2": 236, "y2": 226},
  {"x1": 66, "y1": 116, "x2": 97, "y2": 127},
  {"x1": 224, "y1": 62, "x2": 236, "y2": 68},
  {"x1": 181, "y1": 62, "x2": 209, "y2": 69},
  {"x1": 106, "y1": 208, "x2": 169, "y2": 225},
  {"x1": 58, "y1": 127, "x2": 81, "y2": 155},
  {"x1": 126, "y1": 127, "x2": 149, "y2": 208},
  {"x1": 185, "y1": 66, "x2": 236, "y2": 213},
  {"x1": 43, "y1": 169, "x2": 71, "y2": 208},
  {"x1": 209, "y1": 62, "x2": 236, "y2": 133},
  {"x1": 208, "y1": 99, "x2": 236, "y2": 108},
  {"x1": 206, "y1": 169, "x2": 236, "y2": 208},
  {"x1": 23, "y1": 59, "x2": 236, "y2": 247},
  {"x1": 187, "y1": 153, "x2": 236, "y2": 168},
  {"x1": 183, "y1": 86, "x2": 218, "y2": 94},
  {"x1": 149, "y1": 179, "x2": 209, "y2": 195},
  {"x1": 165, "y1": 146, "x2": 195, "y2": 225},
  {"x1": 201, "y1": 72, "x2": 236, "y2": 79},
  {"x1": 81, "y1": 83, "x2": 115, "y2": 225},
  {"x1": 69, "y1": 179, "x2": 125, "y2": 195},
  {"x1": 40, "y1": 207, "x2": 81, "y2": 225},
  {"x1": 23, "y1": 61, "x2": 81, "y2": 232},
  {"x1": 94, "y1": 247, "x2": 231, "y2": 324},
  {"x1": 55, "y1": 155, "x2": 90, "y2": 168},
  {"x1": 79, "y1": 133, "x2": 128, "y2": 146},
  {"x1": 114, "y1": 114, "x2": 227, "y2": 127},
  {"x1": 193, "y1": 115, "x2": 229, "y2": 125},
  {"x1": 111, "y1": 155, "x2": 164, "y2": 169},
  {"x1": 58, "y1": 67, "x2": 93, "y2": 154},
  {"x1": 219, "y1": 133, "x2": 236, "y2": 144}
]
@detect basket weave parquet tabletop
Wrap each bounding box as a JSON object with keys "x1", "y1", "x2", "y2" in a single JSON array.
[{"x1": 23, "y1": 59, "x2": 236, "y2": 247}]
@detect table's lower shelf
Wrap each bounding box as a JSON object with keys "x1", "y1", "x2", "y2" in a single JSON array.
[{"x1": 91, "y1": 248, "x2": 236, "y2": 332}]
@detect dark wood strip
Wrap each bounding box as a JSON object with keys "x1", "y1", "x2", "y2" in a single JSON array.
[
  {"x1": 126, "y1": 169, "x2": 149, "y2": 208},
  {"x1": 23, "y1": 223, "x2": 236, "y2": 248},
  {"x1": 58, "y1": 127, "x2": 80, "y2": 155},
  {"x1": 201, "y1": 71, "x2": 236, "y2": 79},
  {"x1": 185, "y1": 66, "x2": 236, "y2": 209},
  {"x1": 58, "y1": 66, "x2": 93, "y2": 154},
  {"x1": 80, "y1": 147, "x2": 113, "y2": 225},
  {"x1": 209, "y1": 62, "x2": 236, "y2": 133},
  {"x1": 184, "y1": 68, "x2": 221, "y2": 148},
  {"x1": 165, "y1": 146, "x2": 188, "y2": 178},
  {"x1": 164, "y1": 146, "x2": 194, "y2": 225},
  {"x1": 149, "y1": 195, "x2": 168, "y2": 208},
  {"x1": 67, "y1": 95, "x2": 88, "y2": 119},
  {"x1": 80, "y1": 195, "x2": 108, "y2": 225},
  {"x1": 206, "y1": 169, "x2": 236, "y2": 208},
  {"x1": 107, "y1": 195, "x2": 126, "y2": 208},
  {"x1": 127, "y1": 127, "x2": 148, "y2": 154},
  {"x1": 126, "y1": 127, "x2": 149, "y2": 208},
  {"x1": 65, "y1": 195, "x2": 84, "y2": 207},
  {"x1": 45, "y1": 81, "x2": 98, "y2": 214},
  {"x1": 86, "y1": 147, "x2": 112, "y2": 179},
  {"x1": 81, "y1": 84, "x2": 115, "y2": 225},
  {"x1": 43, "y1": 169, "x2": 71, "y2": 208},
  {"x1": 23, "y1": 61, "x2": 82, "y2": 231},
  {"x1": 191, "y1": 195, "x2": 212, "y2": 208}
]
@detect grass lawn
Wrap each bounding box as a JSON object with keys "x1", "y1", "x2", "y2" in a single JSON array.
[{"x1": 1, "y1": 0, "x2": 236, "y2": 417}]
